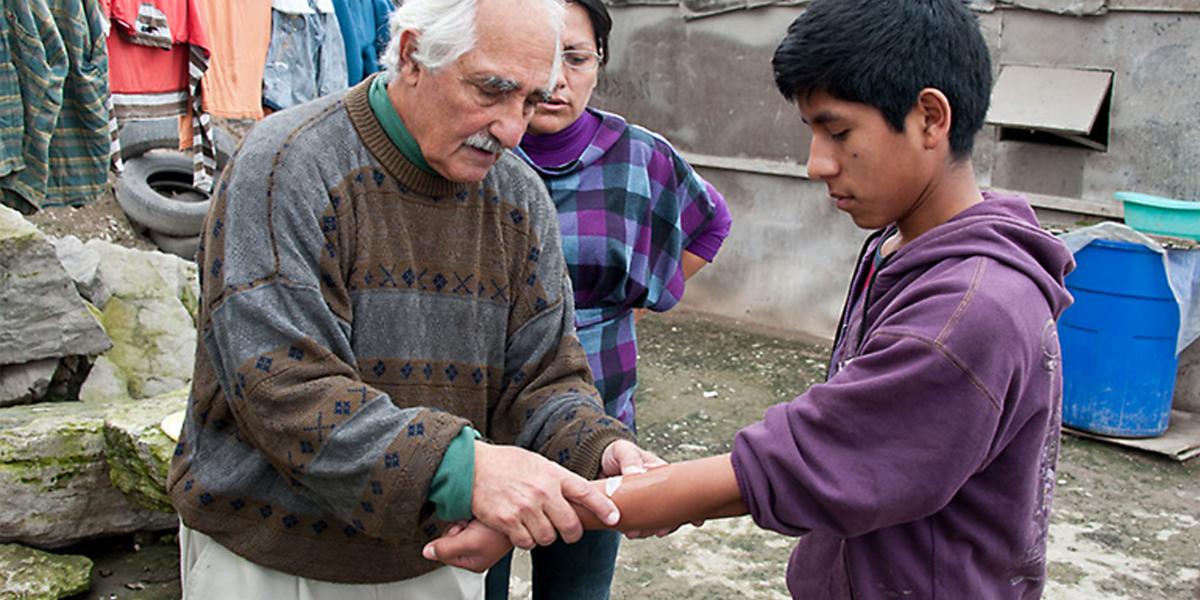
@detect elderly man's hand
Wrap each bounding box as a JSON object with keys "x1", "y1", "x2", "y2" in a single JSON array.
[{"x1": 471, "y1": 442, "x2": 620, "y2": 550}]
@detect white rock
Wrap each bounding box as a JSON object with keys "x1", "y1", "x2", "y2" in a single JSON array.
[
  {"x1": 104, "y1": 388, "x2": 189, "y2": 513},
  {"x1": 77, "y1": 356, "x2": 132, "y2": 404},
  {"x1": 81, "y1": 240, "x2": 199, "y2": 399},
  {"x1": 99, "y1": 296, "x2": 195, "y2": 398},
  {"x1": 51, "y1": 235, "x2": 110, "y2": 307},
  {"x1": 85, "y1": 239, "x2": 198, "y2": 315}
]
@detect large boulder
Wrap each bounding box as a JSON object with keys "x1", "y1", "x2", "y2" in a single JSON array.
[
  {"x1": 75, "y1": 241, "x2": 199, "y2": 399},
  {"x1": 103, "y1": 389, "x2": 188, "y2": 513},
  {"x1": 86, "y1": 239, "x2": 199, "y2": 317},
  {"x1": 0, "y1": 401, "x2": 177, "y2": 548},
  {"x1": 0, "y1": 206, "x2": 110, "y2": 367},
  {"x1": 0, "y1": 543, "x2": 92, "y2": 599},
  {"x1": 99, "y1": 296, "x2": 195, "y2": 398}
]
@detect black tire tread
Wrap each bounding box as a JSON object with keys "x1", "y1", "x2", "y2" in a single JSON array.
[{"x1": 115, "y1": 152, "x2": 210, "y2": 237}]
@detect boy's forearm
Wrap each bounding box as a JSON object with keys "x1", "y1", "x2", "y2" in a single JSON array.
[
  {"x1": 577, "y1": 453, "x2": 747, "y2": 531},
  {"x1": 424, "y1": 453, "x2": 748, "y2": 572}
]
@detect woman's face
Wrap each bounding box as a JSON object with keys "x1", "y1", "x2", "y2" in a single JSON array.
[{"x1": 527, "y1": 3, "x2": 600, "y2": 135}]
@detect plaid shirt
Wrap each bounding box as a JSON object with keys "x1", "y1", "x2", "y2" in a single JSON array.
[
  {"x1": 517, "y1": 109, "x2": 728, "y2": 428},
  {"x1": 1, "y1": 0, "x2": 111, "y2": 210}
]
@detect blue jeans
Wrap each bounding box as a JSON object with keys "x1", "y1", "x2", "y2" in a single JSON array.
[
  {"x1": 262, "y1": 7, "x2": 347, "y2": 111},
  {"x1": 485, "y1": 529, "x2": 621, "y2": 600}
]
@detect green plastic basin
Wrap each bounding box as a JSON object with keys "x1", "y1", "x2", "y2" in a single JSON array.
[{"x1": 1117, "y1": 191, "x2": 1200, "y2": 241}]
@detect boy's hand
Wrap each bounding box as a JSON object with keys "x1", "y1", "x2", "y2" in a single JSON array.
[
  {"x1": 624, "y1": 518, "x2": 706, "y2": 540},
  {"x1": 601, "y1": 439, "x2": 667, "y2": 477},
  {"x1": 422, "y1": 521, "x2": 512, "y2": 572}
]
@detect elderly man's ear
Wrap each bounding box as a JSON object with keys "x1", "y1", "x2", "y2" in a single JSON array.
[{"x1": 397, "y1": 30, "x2": 423, "y2": 85}]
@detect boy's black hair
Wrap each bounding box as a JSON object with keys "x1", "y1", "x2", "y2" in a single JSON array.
[
  {"x1": 568, "y1": 0, "x2": 613, "y2": 66},
  {"x1": 773, "y1": 0, "x2": 992, "y2": 160}
]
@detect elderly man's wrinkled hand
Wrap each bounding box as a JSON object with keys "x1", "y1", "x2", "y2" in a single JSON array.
[{"x1": 472, "y1": 442, "x2": 620, "y2": 550}]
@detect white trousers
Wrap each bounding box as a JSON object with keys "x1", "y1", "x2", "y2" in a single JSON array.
[{"x1": 179, "y1": 523, "x2": 485, "y2": 599}]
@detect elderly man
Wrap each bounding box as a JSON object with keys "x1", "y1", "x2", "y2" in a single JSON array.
[{"x1": 166, "y1": 0, "x2": 661, "y2": 597}]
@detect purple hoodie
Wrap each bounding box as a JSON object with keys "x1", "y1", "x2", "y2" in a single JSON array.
[{"x1": 731, "y1": 193, "x2": 1075, "y2": 600}]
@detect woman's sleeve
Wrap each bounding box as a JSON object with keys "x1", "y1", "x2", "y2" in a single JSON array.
[{"x1": 684, "y1": 180, "x2": 731, "y2": 262}]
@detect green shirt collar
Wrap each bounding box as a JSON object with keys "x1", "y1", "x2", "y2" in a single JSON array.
[{"x1": 368, "y1": 74, "x2": 435, "y2": 175}]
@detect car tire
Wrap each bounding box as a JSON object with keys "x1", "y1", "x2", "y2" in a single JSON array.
[
  {"x1": 148, "y1": 229, "x2": 201, "y2": 262},
  {"x1": 115, "y1": 151, "x2": 210, "y2": 237},
  {"x1": 119, "y1": 118, "x2": 236, "y2": 171}
]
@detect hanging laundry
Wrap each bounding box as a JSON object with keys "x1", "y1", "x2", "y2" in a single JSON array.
[
  {"x1": 196, "y1": 0, "x2": 272, "y2": 120},
  {"x1": 129, "y1": 3, "x2": 172, "y2": 49},
  {"x1": 1, "y1": 0, "x2": 112, "y2": 212},
  {"x1": 262, "y1": 0, "x2": 347, "y2": 111},
  {"x1": 106, "y1": 0, "x2": 216, "y2": 191},
  {"x1": 331, "y1": 0, "x2": 394, "y2": 86}
]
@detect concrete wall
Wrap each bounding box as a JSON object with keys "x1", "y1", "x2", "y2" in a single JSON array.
[
  {"x1": 591, "y1": 4, "x2": 1200, "y2": 344},
  {"x1": 682, "y1": 168, "x2": 862, "y2": 339},
  {"x1": 592, "y1": 6, "x2": 868, "y2": 339},
  {"x1": 976, "y1": 10, "x2": 1200, "y2": 206}
]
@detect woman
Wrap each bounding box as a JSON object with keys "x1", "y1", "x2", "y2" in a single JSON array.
[{"x1": 485, "y1": 0, "x2": 732, "y2": 598}]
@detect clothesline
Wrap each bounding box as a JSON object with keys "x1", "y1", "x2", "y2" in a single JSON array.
[{"x1": 0, "y1": 0, "x2": 399, "y2": 212}]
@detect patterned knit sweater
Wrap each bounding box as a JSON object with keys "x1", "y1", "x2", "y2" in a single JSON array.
[{"x1": 167, "y1": 79, "x2": 633, "y2": 584}]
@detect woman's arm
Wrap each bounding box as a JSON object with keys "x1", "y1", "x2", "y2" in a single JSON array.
[
  {"x1": 636, "y1": 250, "x2": 709, "y2": 322},
  {"x1": 680, "y1": 249, "x2": 709, "y2": 281},
  {"x1": 423, "y1": 454, "x2": 747, "y2": 572}
]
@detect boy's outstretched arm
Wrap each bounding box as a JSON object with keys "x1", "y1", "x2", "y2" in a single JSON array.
[{"x1": 423, "y1": 453, "x2": 747, "y2": 572}]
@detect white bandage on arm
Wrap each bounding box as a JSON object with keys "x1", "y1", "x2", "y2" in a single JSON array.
[{"x1": 604, "y1": 475, "x2": 622, "y2": 497}]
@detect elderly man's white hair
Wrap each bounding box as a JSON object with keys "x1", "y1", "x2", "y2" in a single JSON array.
[{"x1": 381, "y1": 0, "x2": 565, "y2": 85}]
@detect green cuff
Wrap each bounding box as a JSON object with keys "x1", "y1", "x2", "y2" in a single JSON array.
[{"x1": 428, "y1": 425, "x2": 482, "y2": 522}]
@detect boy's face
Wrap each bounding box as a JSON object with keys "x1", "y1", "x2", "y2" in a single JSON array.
[{"x1": 797, "y1": 91, "x2": 932, "y2": 230}]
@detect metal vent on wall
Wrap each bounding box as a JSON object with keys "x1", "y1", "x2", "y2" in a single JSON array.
[{"x1": 986, "y1": 65, "x2": 1114, "y2": 152}]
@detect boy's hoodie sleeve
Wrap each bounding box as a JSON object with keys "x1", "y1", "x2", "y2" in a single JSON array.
[{"x1": 730, "y1": 329, "x2": 1005, "y2": 539}]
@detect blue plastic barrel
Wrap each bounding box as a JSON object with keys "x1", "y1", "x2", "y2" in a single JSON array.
[{"x1": 1059, "y1": 239, "x2": 1178, "y2": 437}]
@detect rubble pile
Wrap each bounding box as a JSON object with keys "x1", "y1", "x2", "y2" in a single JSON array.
[{"x1": 0, "y1": 205, "x2": 197, "y2": 597}]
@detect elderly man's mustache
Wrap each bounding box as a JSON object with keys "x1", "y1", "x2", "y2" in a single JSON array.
[{"x1": 465, "y1": 131, "x2": 503, "y2": 154}]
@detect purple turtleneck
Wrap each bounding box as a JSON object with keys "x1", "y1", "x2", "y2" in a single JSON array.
[{"x1": 520, "y1": 110, "x2": 603, "y2": 168}]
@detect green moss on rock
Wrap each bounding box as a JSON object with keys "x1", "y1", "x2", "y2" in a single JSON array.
[
  {"x1": 103, "y1": 389, "x2": 189, "y2": 513},
  {"x1": 0, "y1": 543, "x2": 92, "y2": 599}
]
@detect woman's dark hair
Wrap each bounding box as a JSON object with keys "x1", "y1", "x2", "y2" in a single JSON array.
[
  {"x1": 773, "y1": 0, "x2": 992, "y2": 160},
  {"x1": 568, "y1": 0, "x2": 613, "y2": 66}
]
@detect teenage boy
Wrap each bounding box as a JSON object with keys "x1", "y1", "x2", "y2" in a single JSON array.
[{"x1": 425, "y1": 0, "x2": 1075, "y2": 598}]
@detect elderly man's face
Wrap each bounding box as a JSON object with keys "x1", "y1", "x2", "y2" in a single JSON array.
[{"x1": 392, "y1": 0, "x2": 557, "y2": 183}]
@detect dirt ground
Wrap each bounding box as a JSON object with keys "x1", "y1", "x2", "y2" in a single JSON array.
[
  {"x1": 21, "y1": 184, "x2": 1200, "y2": 599},
  {"x1": 25, "y1": 178, "x2": 157, "y2": 252}
]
